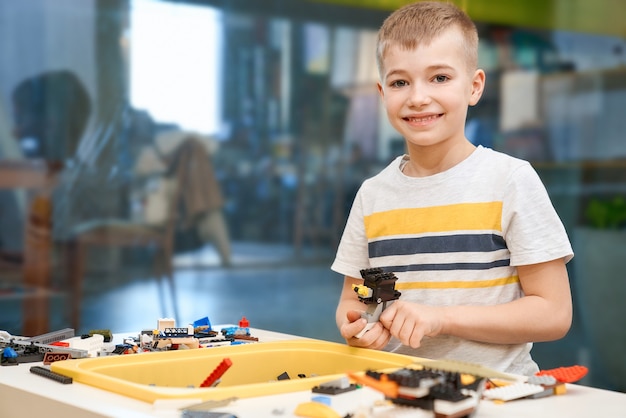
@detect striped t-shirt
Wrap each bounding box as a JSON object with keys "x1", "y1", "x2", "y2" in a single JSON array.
[{"x1": 331, "y1": 146, "x2": 573, "y2": 375}]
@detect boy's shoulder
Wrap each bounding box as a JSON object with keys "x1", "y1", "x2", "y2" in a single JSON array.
[
  {"x1": 478, "y1": 147, "x2": 538, "y2": 180},
  {"x1": 363, "y1": 155, "x2": 404, "y2": 182},
  {"x1": 477, "y1": 146, "x2": 530, "y2": 167}
]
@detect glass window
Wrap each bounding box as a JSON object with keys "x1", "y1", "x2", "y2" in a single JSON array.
[{"x1": 0, "y1": 0, "x2": 624, "y2": 392}]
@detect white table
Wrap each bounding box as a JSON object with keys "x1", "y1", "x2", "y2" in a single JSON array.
[{"x1": 1, "y1": 327, "x2": 625, "y2": 417}]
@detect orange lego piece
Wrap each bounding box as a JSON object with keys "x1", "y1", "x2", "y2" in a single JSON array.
[
  {"x1": 347, "y1": 371, "x2": 398, "y2": 398},
  {"x1": 536, "y1": 365, "x2": 588, "y2": 383}
]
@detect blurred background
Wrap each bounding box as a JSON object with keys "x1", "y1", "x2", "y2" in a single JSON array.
[{"x1": 0, "y1": 0, "x2": 624, "y2": 392}]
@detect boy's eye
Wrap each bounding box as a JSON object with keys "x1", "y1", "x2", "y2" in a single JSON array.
[
  {"x1": 390, "y1": 80, "x2": 408, "y2": 88},
  {"x1": 434, "y1": 75, "x2": 449, "y2": 83}
]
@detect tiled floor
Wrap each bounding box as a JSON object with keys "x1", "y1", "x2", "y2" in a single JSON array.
[{"x1": 2, "y1": 241, "x2": 618, "y2": 392}]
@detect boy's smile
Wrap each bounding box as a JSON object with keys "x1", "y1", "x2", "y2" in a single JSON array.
[{"x1": 377, "y1": 26, "x2": 485, "y2": 174}]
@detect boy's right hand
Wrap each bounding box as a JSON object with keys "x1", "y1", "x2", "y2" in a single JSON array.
[{"x1": 339, "y1": 310, "x2": 391, "y2": 350}]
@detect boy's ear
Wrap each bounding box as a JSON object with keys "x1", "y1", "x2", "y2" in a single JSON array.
[
  {"x1": 377, "y1": 81, "x2": 384, "y2": 99},
  {"x1": 469, "y1": 69, "x2": 486, "y2": 106}
]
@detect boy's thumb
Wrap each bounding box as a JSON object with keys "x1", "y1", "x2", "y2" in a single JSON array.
[{"x1": 346, "y1": 310, "x2": 363, "y2": 323}]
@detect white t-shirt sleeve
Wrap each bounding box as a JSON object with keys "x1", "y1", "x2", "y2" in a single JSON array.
[
  {"x1": 502, "y1": 162, "x2": 573, "y2": 266},
  {"x1": 331, "y1": 187, "x2": 370, "y2": 278}
]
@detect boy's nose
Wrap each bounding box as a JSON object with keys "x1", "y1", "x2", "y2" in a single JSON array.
[{"x1": 407, "y1": 85, "x2": 432, "y2": 107}]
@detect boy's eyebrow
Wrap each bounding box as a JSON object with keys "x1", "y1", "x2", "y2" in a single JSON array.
[
  {"x1": 426, "y1": 64, "x2": 457, "y2": 72},
  {"x1": 385, "y1": 64, "x2": 457, "y2": 78}
]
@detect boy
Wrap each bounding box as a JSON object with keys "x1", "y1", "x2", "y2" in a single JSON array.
[{"x1": 332, "y1": 1, "x2": 573, "y2": 375}]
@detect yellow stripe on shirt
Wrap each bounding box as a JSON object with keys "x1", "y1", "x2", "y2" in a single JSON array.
[
  {"x1": 364, "y1": 202, "x2": 503, "y2": 239},
  {"x1": 396, "y1": 276, "x2": 519, "y2": 290}
]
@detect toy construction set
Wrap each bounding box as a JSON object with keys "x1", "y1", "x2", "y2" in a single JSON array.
[{"x1": 1, "y1": 269, "x2": 588, "y2": 418}]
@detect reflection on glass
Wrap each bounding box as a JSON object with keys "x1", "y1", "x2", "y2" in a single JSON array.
[
  {"x1": 0, "y1": 0, "x2": 624, "y2": 391},
  {"x1": 129, "y1": 0, "x2": 222, "y2": 134}
]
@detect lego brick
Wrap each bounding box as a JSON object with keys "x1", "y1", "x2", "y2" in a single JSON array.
[
  {"x1": 536, "y1": 365, "x2": 588, "y2": 383},
  {"x1": 483, "y1": 382, "x2": 545, "y2": 401},
  {"x1": 30, "y1": 366, "x2": 73, "y2": 384}
]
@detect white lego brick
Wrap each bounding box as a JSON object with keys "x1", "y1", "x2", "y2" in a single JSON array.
[{"x1": 483, "y1": 382, "x2": 545, "y2": 401}]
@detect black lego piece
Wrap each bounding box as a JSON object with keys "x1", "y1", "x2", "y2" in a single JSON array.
[
  {"x1": 358, "y1": 268, "x2": 401, "y2": 304},
  {"x1": 312, "y1": 383, "x2": 358, "y2": 395},
  {"x1": 30, "y1": 366, "x2": 73, "y2": 384}
]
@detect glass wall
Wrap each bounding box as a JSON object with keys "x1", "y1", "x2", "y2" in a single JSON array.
[{"x1": 0, "y1": 0, "x2": 624, "y2": 391}]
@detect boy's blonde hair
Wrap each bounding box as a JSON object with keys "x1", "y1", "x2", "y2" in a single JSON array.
[{"x1": 376, "y1": 1, "x2": 479, "y2": 76}]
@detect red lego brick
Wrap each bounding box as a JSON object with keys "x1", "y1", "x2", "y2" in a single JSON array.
[
  {"x1": 536, "y1": 365, "x2": 588, "y2": 383},
  {"x1": 200, "y1": 357, "x2": 233, "y2": 387}
]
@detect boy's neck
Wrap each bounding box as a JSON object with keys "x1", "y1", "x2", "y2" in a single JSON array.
[{"x1": 403, "y1": 140, "x2": 476, "y2": 177}]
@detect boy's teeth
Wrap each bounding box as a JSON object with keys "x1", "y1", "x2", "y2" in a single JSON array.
[{"x1": 410, "y1": 115, "x2": 436, "y2": 122}]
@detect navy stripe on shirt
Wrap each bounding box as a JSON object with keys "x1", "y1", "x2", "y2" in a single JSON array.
[{"x1": 368, "y1": 233, "x2": 507, "y2": 258}]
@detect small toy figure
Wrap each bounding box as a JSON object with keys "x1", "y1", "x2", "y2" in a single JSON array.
[{"x1": 352, "y1": 268, "x2": 401, "y2": 338}]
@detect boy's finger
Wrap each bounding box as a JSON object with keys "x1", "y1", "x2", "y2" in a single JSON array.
[
  {"x1": 348, "y1": 318, "x2": 368, "y2": 338},
  {"x1": 346, "y1": 310, "x2": 363, "y2": 323}
]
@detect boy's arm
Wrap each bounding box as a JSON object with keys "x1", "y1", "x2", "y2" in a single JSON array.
[
  {"x1": 379, "y1": 258, "x2": 572, "y2": 347},
  {"x1": 336, "y1": 275, "x2": 392, "y2": 350}
]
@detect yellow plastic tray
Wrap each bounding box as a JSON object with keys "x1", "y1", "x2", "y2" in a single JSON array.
[{"x1": 51, "y1": 339, "x2": 417, "y2": 403}]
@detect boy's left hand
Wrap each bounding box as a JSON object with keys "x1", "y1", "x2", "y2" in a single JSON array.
[{"x1": 379, "y1": 301, "x2": 445, "y2": 348}]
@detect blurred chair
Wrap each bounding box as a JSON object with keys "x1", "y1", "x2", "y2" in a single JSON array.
[
  {"x1": 66, "y1": 132, "x2": 226, "y2": 332},
  {"x1": 0, "y1": 159, "x2": 61, "y2": 336},
  {"x1": 154, "y1": 132, "x2": 231, "y2": 267},
  {"x1": 66, "y1": 175, "x2": 180, "y2": 331}
]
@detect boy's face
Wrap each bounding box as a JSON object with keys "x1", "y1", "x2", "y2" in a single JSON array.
[{"x1": 377, "y1": 26, "x2": 484, "y2": 152}]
